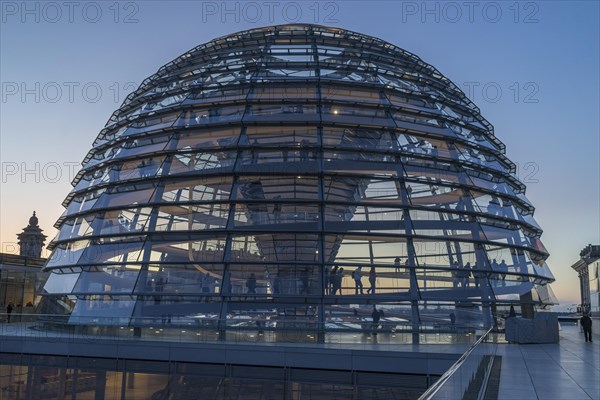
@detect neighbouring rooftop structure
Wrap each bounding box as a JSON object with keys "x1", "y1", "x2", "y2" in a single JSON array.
[
  {"x1": 1, "y1": 212, "x2": 48, "y2": 321},
  {"x1": 16, "y1": 211, "x2": 46, "y2": 259},
  {"x1": 571, "y1": 244, "x2": 600, "y2": 316},
  {"x1": 39, "y1": 24, "x2": 556, "y2": 341}
]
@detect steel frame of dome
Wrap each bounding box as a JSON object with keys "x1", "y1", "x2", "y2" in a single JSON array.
[{"x1": 41, "y1": 24, "x2": 556, "y2": 338}]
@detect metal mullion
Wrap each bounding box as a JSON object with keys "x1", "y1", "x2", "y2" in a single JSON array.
[{"x1": 313, "y1": 34, "x2": 327, "y2": 341}]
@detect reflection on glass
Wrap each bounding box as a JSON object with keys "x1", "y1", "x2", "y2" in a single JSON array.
[{"x1": 43, "y1": 25, "x2": 555, "y2": 337}]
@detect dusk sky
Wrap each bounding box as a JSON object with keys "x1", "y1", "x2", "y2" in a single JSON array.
[{"x1": 1, "y1": 1, "x2": 598, "y2": 308}]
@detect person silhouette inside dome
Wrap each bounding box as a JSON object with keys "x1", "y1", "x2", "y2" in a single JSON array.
[{"x1": 246, "y1": 273, "x2": 257, "y2": 294}]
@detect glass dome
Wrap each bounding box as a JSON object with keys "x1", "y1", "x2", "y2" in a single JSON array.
[{"x1": 40, "y1": 24, "x2": 555, "y2": 334}]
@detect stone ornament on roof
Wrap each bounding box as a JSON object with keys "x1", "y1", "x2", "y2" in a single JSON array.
[{"x1": 17, "y1": 211, "x2": 47, "y2": 258}]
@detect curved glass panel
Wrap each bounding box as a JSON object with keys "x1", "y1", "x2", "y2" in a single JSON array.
[{"x1": 42, "y1": 24, "x2": 555, "y2": 335}]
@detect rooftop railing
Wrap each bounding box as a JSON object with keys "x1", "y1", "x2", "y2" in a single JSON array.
[
  {"x1": 1, "y1": 313, "x2": 485, "y2": 349},
  {"x1": 418, "y1": 326, "x2": 496, "y2": 400}
]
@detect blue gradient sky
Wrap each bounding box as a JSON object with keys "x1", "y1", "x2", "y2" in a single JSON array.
[{"x1": 1, "y1": 1, "x2": 598, "y2": 308}]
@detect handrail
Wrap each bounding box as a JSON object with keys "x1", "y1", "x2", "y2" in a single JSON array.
[
  {"x1": 0, "y1": 254, "x2": 46, "y2": 267},
  {"x1": 0, "y1": 313, "x2": 480, "y2": 332},
  {"x1": 418, "y1": 326, "x2": 493, "y2": 400},
  {"x1": 1, "y1": 313, "x2": 485, "y2": 348},
  {"x1": 476, "y1": 351, "x2": 495, "y2": 400}
]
